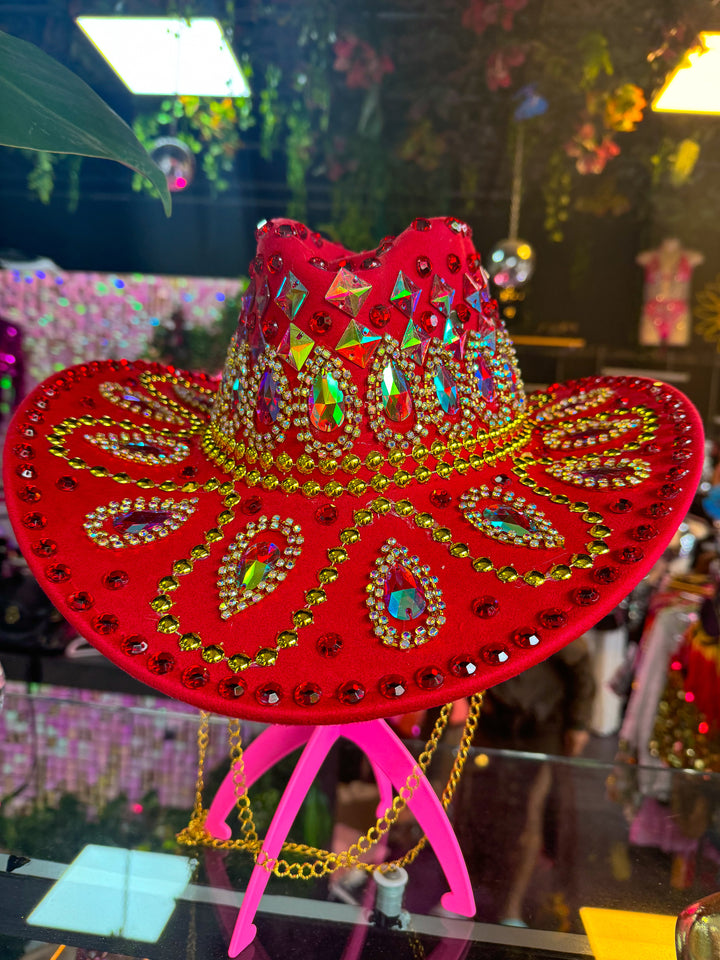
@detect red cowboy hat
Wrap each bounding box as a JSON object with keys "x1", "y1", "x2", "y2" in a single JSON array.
[{"x1": 3, "y1": 216, "x2": 703, "y2": 724}]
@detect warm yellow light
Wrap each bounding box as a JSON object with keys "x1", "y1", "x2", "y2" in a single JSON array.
[
  {"x1": 516, "y1": 243, "x2": 532, "y2": 260},
  {"x1": 653, "y1": 33, "x2": 720, "y2": 114}
]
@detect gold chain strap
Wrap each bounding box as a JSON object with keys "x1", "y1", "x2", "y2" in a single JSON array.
[{"x1": 177, "y1": 693, "x2": 483, "y2": 879}]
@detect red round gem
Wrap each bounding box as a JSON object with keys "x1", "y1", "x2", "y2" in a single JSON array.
[
  {"x1": 511, "y1": 629, "x2": 541, "y2": 649},
  {"x1": 454, "y1": 304, "x2": 471, "y2": 323},
  {"x1": 16, "y1": 464, "x2": 36, "y2": 479},
  {"x1": 13, "y1": 443, "x2": 34, "y2": 460},
  {"x1": 308, "y1": 257, "x2": 328, "y2": 270},
  {"x1": 493, "y1": 474, "x2": 511, "y2": 485},
  {"x1": 666, "y1": 466, "x2": 689, "y2": 480},
  {"x1": 241, "y1": 496, "x2": 263, "y2": 515},
  {"x1": 79, "y1": 396, "x2": 96, "y2": 408},
  {"x1": 56, "y1": 476, "x2": 78, "y2": 491},
  {"x1": 379, "y1": 675, "x2": 406, "y2": 699},
  {"x1": 315, "y1": 504, "x2": 337, "y2": 525},
  {"x1": 26, "y1": 411, "x2": 44, "y2": 424},
  {"x1": 180, "y1": 465, "x2": 198, "y2": 478},
  {"x1": 19, "y1": 485, "x2": 41, "y2": 502},
  {"x1": 447, "y1": 253, "x2": 461, "y2": 273},
  {"x1": 609, "y1": 498, "x2": 632, "y2": 513},
  {"x1": 22, "y1": 512, "x2": 47, "y2": 530},
  {"x1": 646, "y1": 502, "x2": 671, "y2": 518},
  {"x1": 573, "y1": 587, "x2": 600, "y2": 606},
  {"x1": 45, "y1": 563, "x2": 70, "y2": 583},
  {"x1": 412, "y1": 218, "x2": 431, "y2": 231},
  {"x1": 593, "y1": 565, "x2": 619, "y2": 584},
  {"x1": 377, "y1": 236, "x2": 396, "y2": 254},
  {"x1": 182, "y1": 666, "x2": 210, "y2": 689},
  {"x1": 103, "y1": 570, "x2": 129, "y2": 590},
  {"x1": 310, "y1": 311, "x2": 332, "y2": 334},
  {"x1": 148, "y1": 652, "x2": 175, "y2": 674},
  {"x1": 338, "y1": 681, "x2": 365, "y2": 705},
  {"x1": 262, "y1": 317, "x2": 279, "y2": 340},
  {"x1": 317, "y1": 632, "x2": 343, "y2": 657},
  {"x1": 632, "y1": 524, "x2": 658, "y2": 541},
  {"x1": 672, "y1": 450, "x2": 692, "y2": 462},
  {"x1": 429, "y1": 489, "x2": 452, "y2": 508},
  {"x1": 93, "y1": 613, "x2": 119, "y2": 634},
  {"x1": 450, "y1": 655, "x2": 477, "y2": 677},
  {"x1": 19, "y1": 425, "x2": 36, "y2": 438},
  {"x1": 294, "y1": 682, "x2": 322, "y2": 706},
  {"x1": 467, "y1": 253, "x2": 482, "y2": 272},
  {"x1": 276, "y1": 223, "x2": 295, "y2": 237},
  {"x1": 252, "y1": 255, "x2": 265, "y2": 274},
  {"x1": 121, "y1": 636, "x2": 148, "y2": 656},
  {"x1": 369, "y1": 304, "x2": 391, "y2": 328},
  {"x1": 482, "y1": 299, "x2": 499, "y2": 319},
  {"x1": 644, "y1": 443, "x2": 661, "y2": 454},
  {"x1": 219, "y1": 678, "x2": 246, "y2": 699},
  {"x1": 619, "y1": 546, "x2": 644, "y2": 563},
  {"x1": 481, "y1": 643, "x2": 510, "y2": 665},
  {"x1": 538, "y1": 608, "x2": 567, "y2": 629},
  {"x1": 416, "y1": 256, "x2": 432, "y2": 278},
  {"x1": 418, "y1": 310, "x2": 439, "y2": 334},
  {"x1": 267, "y1": 254, "x2": 283, "y2": 274},
  {"x1": 31, "y1": 539, "x2": 57, "y2": 558},
  {"x1": 472, "y1": 596, "x2": 499, "y2": 618},
  {"x1": 416, "y1": 666, "x2": 444, "y2": 690},
  {"x1": 658, "y1": 483, "x2": 681, "y2": 500},
  {"x1": 67, "y1": 591, "x2": 94, "y2": 611},
  {"x1": 256, "y1": 682, "x2": 283, "y2": 705}
]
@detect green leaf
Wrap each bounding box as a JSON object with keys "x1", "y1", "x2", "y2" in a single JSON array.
[{"x1": 0, "y1": 29, "x2": 171, "y2": 215}]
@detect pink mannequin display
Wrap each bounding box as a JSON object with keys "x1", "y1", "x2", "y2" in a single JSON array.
[{"x1": 637, "y1": 238, "x2": 703, "y2": 346}]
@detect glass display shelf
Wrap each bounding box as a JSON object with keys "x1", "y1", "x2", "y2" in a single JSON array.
[{"x1": 1, "y1": 679, "x2": 717, "y2": 960}]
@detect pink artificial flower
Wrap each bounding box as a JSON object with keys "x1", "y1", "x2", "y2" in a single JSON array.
[
  {"x1": 485, "y1": 47, "x2": 525, "y2": 90},
  {"x1": 462, "y1": 0, "x2": 500, "y2": 36}
]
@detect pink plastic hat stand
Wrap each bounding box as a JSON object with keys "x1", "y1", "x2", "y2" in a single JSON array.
[{"x1": 204, "y1": 717, "x2": 476, "y2": 956}]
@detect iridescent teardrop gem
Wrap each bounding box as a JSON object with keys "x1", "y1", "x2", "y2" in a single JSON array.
[
  {"x1": 475, "y1": 357, "x2": 495, "y2": 401},
  {"x1": 381, "y1": 362, "x2": 412, "y2": 421},
  {"x1": 113, "y1": 510, "x2": 172, "y2": 535},
  {"x1": 433, "y1": 363, "x2": 459, "y2": 414},
  {"x1": 482, "y1": 505, "x2": 539, "y2": 538},
  {"x1": 383, "y1": 564, "x2": 426, "y2": 621},
  {"x1": 256, "y1": 369, "x2": 281, "y2": 426},
  {"x1": 309, "y1": 369, "x2": 345, "y2": 432},
  {"x1": 237, "y1": 540, "x2": 280, "y2": 591}
]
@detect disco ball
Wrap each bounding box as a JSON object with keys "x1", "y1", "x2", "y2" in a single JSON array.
[
  {"x1": 487, "y1": 239, "x2": 536, "y2": 288},
  {"x1": 149, "y1": 137, "x2": 195, "y2": 192}
]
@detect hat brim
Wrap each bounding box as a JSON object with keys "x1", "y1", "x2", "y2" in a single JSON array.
[{"x1": 4, "y1": 359, "x2": 703, "y2": 723}]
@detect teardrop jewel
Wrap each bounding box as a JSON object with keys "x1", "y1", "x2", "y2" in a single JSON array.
[
  {"x1": 309, "y1": 368, "x2": 345, "y2": 432},
  {"x1": 460, "y1": 487, "x2": 565, "y2": 549},
  {"x1": 256, "y1": 369, "x2": 281, "y2": 427},
  {"x1": 381, "y1": 362, "x2": 413, "y2": 421},
  {"x1": 433, "y1": 362, "x2": 459, "y2": 415}
]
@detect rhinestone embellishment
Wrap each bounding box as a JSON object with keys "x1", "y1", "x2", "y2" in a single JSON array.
[
  {"x1": 217, "y1": 515, "x2": 302, "y2": 619},
  {"x1": 309, "y1": 368, "x2": 346, "y2": 432},
  {"x1": 380, "y1": 361, "x2": 413, "y2": 422},
  {"x1": 460, "y1": 487, "x2": 564, "y2": 549},
  {"x1": 83, "y1": 497, "x2": 197, "y2": 549},
  {"x1": 277, "y1": 322, "x2": 315, "y2": 371},
  {"x1": 84, "y1": 429, "x2": 190, "y2": 465},
  {"x1": 325, "y1": 267, "x2": 372, "y2": 317},
  {"x1": 274, "y1": 271, "x2": 308, "y2": 319},
  {"x1": 335, "y1": 319, "x2": 382, "y2": 368},
  {"x1": 544, "y1": 455, "x2": 652, "y2": 489},
  {"x1": 366, "y1": 539, "x2": 445, "y2": 649},
  {"x1": 390, "y1": 270, "x2": 421, "y2": 318}
]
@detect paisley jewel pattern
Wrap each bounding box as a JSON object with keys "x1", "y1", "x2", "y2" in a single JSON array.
[
  {"x1": 84, "y1": 429, "x2": 190, "y2": 465},
  {"x1": 170, "y1": 380, "x2": 215, "y2": 413},
  {"x1": 544, "y1": 455, "x2": 652, "y2": 489},
  {"x1": 83, "y1": 496, "x2": 198, "y2": 548},
  {"x1": 460, "y1": 487, "x2": 565, "y2": 549},
  {"x1": 366, "y1": 539, "x2": 446, "y2": 649},
  {"x1": 532, "y1": 387, "x2": 615, "y2": 424},
  {"x1": 295, "y1": 347, "x2": 361, "y2": 457},
  {"x1": 241, "y1": 348, "x2": 291, "y2": 453},
  {"x1": 543, "y1": 415, "x2": 642, "y2": 450},
  {"x1": 218, "y1": 516, "x2": 302, "y2": 619},
  {"x1": 98, "y1": 381, "x2": 189, "y2": 426}
]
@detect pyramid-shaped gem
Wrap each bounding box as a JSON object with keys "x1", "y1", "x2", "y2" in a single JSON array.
[
  {"x1": 390, "y1": 271, "x2": 421, "y2": 318},
  {"x1": 277, "y1": 322, "x2": 315, "y2": 371},
  {"x1": 275, "y1": 272, "x2": 308, "y2": 319},
  {"x1": 256, "y1": 369, "x2": 281, "y2": 425},
  {"x1": 400, "y1": 320, "x2": 431, "y2": 366},
  {"x1": 381, "y1": 362, "x2": 413, "y2": 421},
  {"x1": 325, "y1": 268, "x2": 372, "y2": 317},
  {"x1": 463, "y1": 271, "x2": 489, "y2": 311},
  {"x1": 383, "y1": 564, "x2": 426, "y2": 621},
  {"x1": 430, "y1": 274, "x2": 455, "y2": 317},
  {"x1": 309, "y1": 369, "x2": 345, "y2": 432},
  {"x1": 255, "y1": 277, "x2": 270, "y2": 316},
  {"x1": 442, "y1": 312, "x2": 467, "y2": 360},
  {"x1": 336, "y1": 319, "x2": 381, "y2": 368},
  {"x1": 433, "y1": 362, "x2": 459, "y2": 415}
]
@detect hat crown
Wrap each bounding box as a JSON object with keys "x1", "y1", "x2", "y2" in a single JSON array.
[{"x1": 207, "y1": 218, "x2": 526, "y2": 492}]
